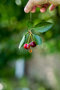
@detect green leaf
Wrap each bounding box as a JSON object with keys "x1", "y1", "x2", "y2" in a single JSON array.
[
  {"x1": 32, "y1": 23, "x2": 53, "y2": 33},
  {"x1": 19, "y1": 35, "x2": 25, "y2": 49},
  {"x1": 33, "y1": 34, "x2": 42, "y2": 45},
  {"x1": 34, "y1": 21, "x2": 52, "y2": 27}
]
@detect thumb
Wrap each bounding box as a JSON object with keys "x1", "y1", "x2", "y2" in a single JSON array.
[{"x1": 24, "y1": 0, "x2": 34, "y2": 13}]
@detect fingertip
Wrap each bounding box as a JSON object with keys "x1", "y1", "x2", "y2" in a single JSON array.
[
  {"x1": 40, "y1": 8, "x2": 46, "y2": 13},
  {"x1": 24, "y1": 7, "x2": 29, "y2": 13}
]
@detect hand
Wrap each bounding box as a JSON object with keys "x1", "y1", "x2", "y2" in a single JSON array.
[{"x1": 24, "y1": 0, "x2": 57, "y2": 13}]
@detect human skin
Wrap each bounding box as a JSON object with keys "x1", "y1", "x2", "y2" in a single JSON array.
[{"x1": 24, "y1": 0, "x2": 60, "y2": 13}]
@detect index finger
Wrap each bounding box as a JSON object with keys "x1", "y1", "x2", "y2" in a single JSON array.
[{"x1": 24, "y1": 0, "x2": 35, "y2": 13}]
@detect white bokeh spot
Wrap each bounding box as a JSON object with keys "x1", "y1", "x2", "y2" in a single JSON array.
[
  {"x1": 0, "y1": 83, "x2": 4, "y2": 90},
  {"x1": 15, "y1": 0, "x2": 21, "y2": 6}
]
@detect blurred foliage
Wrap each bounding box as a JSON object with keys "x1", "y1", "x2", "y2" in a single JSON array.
[
  {"x1": 0, "y1": 0, "x2": 60, "y2": 68},
  {"x1": 0, "y1": 77, "x2": 47, "y2": 90}
]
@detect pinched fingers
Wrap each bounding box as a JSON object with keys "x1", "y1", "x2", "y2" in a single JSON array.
[
  {"x1": 24, "y1": 0, "x2": 48, "y2": 13},
  {"x1": 24, "y1": 0, "x2": 56, "y2": 13}
]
